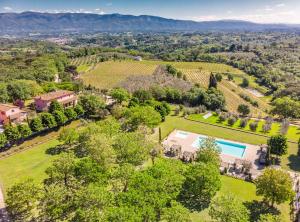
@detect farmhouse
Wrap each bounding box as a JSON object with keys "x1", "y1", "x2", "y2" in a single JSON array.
[
  {"x1": 34, "y1": 90, "x2": 77, "y2": 112},
  {"x1": 0, "y1": 104, "x2": 27, "y2": 125}
]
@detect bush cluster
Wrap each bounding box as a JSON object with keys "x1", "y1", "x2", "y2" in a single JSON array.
[
  {"x1": 239, "y1": 93, "x2": 259, "y2": 107},
  {"x1": 0, "y1": 103, "x2": 84, "y2": 149}
]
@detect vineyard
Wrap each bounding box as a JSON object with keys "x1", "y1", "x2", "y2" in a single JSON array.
[
  {"x1": 71, "y1": 55, "x2": 99, "y2": 67},
  {"x1": 81, "y1": 60, "x2": 158, "y2": 89},
  {"x1": 80, "y1": 60, "x2": 270, "y2": 116},
  {"x1": 181, "y1": 68, "x2": 270, "y2": 116}
]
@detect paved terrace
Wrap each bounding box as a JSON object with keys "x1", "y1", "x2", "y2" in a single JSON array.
[{"x1": 162, "y1": 129, "x2": 263, "y2": 170}]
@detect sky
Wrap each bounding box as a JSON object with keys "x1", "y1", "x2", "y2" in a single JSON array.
[{"x1": 0, "y1": 0, "x2": 300, "y2": 24}]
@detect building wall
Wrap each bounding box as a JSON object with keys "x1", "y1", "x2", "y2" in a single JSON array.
[
  {"x1": 35, "y1": 94, "x2": 78, "y2": 112},
  {"x1": 0, "y1": 107, "x2": 26, "y2": 124}
]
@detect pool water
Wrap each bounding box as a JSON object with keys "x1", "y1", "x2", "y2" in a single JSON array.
[{"x1": 192, "y1": 136, "x2": 246, "y2": 158}]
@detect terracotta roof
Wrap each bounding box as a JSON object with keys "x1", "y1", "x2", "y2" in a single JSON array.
[
  {"x1": 9, "y1": 111, "x2": 27, "y2": 120},
  {"x1": 0, "y1": 104, "x2": 19, "y2": 112},
  {"x1": 34, "y1": 90, "x2": 74, "y2": 101}
]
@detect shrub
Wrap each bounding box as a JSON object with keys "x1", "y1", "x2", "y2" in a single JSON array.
[
  {"x1": 249, "y1": 122, "x2": 258, "y2": 132},
  {"x1": 49, "y1": 100, "x2": 64, "y2": 114},
  {"x1": 174, "y1": 106, "x2": 180, "y2": 116},
  {"x1": 262, "y1": 123, "x2": 272, "y2": 133},
  {"x1": 239, "y1": 118, "x2": 248, "y2": 128},
  {"x1": 0, "y1": 133, "x2": 7, "y2": 148},
  {"x1": 228, "y1": 117, "x2": 237, "y2": 126},
  {"x1": 74, "y1": 104, "x2": 84, "y2": 116},
  {"x1": 17, "y1": 124, "x2": 32, "y2": 139},
  {"x1": 215, "y1": 73, "x2": 222, "y2": 82},
  {"x1": 195, "y1": 105, "x2": 207, "y2": 114},
  {"x1": 4, "y1": 125, "x2": 21, "y2": 143},
  {"x1": 227, "y1": 73, "x2": 234, "y2": 81},
  {"x1": 52, "y1": 110, "x2": 68, "y2": 126},
  {"x1": 218, "y1": 113, "x2": 227, "y2": 122},
  {"x1": 241, "y1": 78, "x2": 249, "y2": 88},
  {"x1": 64, "y1": 108, "x2": 78, "y2": 120},
  {"x1": 280, "y1": 119, "x2": 290, "y2": 135},
  {"x1": 237, "y1": 104, "x2": 250, "y2": 116},
  {"x1": 29, "y1": 117, "x2": 44, "y2": 133},
  {"x1": 40, "y1": 112, "x2": 57, "y2": 129}
]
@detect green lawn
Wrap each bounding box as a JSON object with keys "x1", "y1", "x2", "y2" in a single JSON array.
[
  {"x1": 0, "y1": 140, "x2": 60, "y2": 194},
  {"x1": 188, "y1": 113, "x2": 300, "y2": 143},
  {"x1": 190, "y1": 176, "x2": 290, "y2": 222},
  {"x1": 77, "y1": 64, "x2": 90, "y2": 73},
  {"x1": 160, "y1": 115, "x2": 300, "y2": 171}
]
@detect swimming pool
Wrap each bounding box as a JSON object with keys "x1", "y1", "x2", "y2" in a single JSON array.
[{"x1": 192, "y1": 136, "x2": 246, "y2": 158}]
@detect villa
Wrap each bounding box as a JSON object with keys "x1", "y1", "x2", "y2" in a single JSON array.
[
  {"x1": 0, "y1": 104, "x2": 27, "y2": 125},
  {"x1": 163, "y1": 129, "x2": 263, "y2": 178},
  {"x1": 34, "y1": 90, "x2": 78, "y2": 112}
]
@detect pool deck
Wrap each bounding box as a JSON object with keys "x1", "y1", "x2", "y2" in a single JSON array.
[{"x1": 162, "y1": 129, "x2": 262, "y2": 170}]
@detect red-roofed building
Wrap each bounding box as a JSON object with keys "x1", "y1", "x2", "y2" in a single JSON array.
[
  {"x1": 34, "y1": 90, "x2": 78, "y2": 112},
  {"x1": 0, "y1": 104, "x2": 27, "y2": 125}
]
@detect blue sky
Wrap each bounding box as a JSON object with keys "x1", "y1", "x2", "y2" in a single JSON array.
[{"x1": 0, "y1": 0, "x2": 299, "y2": 24}]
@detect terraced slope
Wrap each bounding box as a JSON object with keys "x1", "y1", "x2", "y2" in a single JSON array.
[{"x1": 81, "y1": 60, "x2": 270, "y2": 116}]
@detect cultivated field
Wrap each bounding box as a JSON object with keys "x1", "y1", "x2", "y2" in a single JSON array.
[
  {"x1": 81, "y1": 60, "x2": 158, "y2": 89},
  {"x1": 81, "y1": 60, "x2": 270, "y2": 115}
]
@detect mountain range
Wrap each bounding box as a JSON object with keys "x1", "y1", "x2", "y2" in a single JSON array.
[{"x1": 0, "y1": 11, "x2": 299, "y2": 35}]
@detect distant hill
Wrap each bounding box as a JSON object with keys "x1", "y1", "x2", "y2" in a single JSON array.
[{"x1": 0, "y1": 12, "x2": 299, "y2": 35}]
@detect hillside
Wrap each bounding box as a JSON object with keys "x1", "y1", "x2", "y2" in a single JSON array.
[
  {"x1": 80, "y1": 60, "x2": 270, "y2": 116},
  {"x1": 0, "y1": 12, "x2": 299, "y2": 35}
]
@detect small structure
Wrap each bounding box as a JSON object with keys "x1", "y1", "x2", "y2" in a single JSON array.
[
  {"x1": 0, "y1": 104, "x2": 27, "y2": 125},
  {"x1": 133, "y1": 56, "x2": 142, "y2": 61},
  {"x1": 181, "y1": 151, "x2": 196, "y2": 163},
  {"x1": 169, "y1": 144, "x2": 182, "y2": 157},
  {"x1": 34, "y1": 90, "x2": 77, "y2": 112}
]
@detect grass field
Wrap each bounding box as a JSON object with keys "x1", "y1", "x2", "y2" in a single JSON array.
[
  {"x1": 0, "y1": 140, "x2": 60, "y2": 194},
  {"x1": 160, "y1": 115, "x2": 300, "y2": 171},
  {"x1": 81, "y1": 60, "x2": 270, "y2": 115},
  {"x1": 188, "y1": 113, "x2": 300, "y2": 143},
  {"x1": 190, "y1": 176, "x2": 290, "y2": 222}
]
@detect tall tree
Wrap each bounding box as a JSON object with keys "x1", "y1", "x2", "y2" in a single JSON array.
[
  {"x1": 17, "y1": 124, "x2": 32, "y2": 139},
  {"x1": 196, "y1": 137, "x2": 221, "y2": 167},
  {"x1": 209, "y1": 73, "x2": 218, "y2": 88},
  {"x1": 49, "y1": 100, "x2": 64, "y2": 114},
  {"x1": 209, "y1": 194, "x2": 250, "y2": 222},
  {"x1": 4, "y1": 125, "x2": 21, "y2": 143},
  {"x1": 180, "y1": 163, "x2": 221, "y2": 210},
  {"x1": 52, "y1": 110, "x2": 68, "y2": 126},
  {"x1": 124, "y1": 106, "x2": 162, "y2": 130},
  {"x1": 40, "y1": 112, "x2": 57, "y2": 129},
  {"x1": 6, "y1": 179, "x2": 41, "y2": 222},
  {"x1": 114, "y1": 132, "x2": 153, "y2": 166},
  {"x1": 256, "y1": 168, "x2": 294, "y2": 207},
  {"x1": 79, "y1": 95, "x2": 105, "y2": 118},
  {"x1": 29, "y1": 117, "x2": 44, "y2": 133},
  {"x1": 267, "y1": 135, "x2": 288, "y2": 159},
  {"x1": 110, "y1": 88, "x2": 130, "y2": 103}
]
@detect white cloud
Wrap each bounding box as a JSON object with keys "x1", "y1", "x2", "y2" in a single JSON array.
[
  {"x1": 3, "y1": 6, "x2": 12, "y2": 11},
  {"x1": 264, "y1": 6, "x2": 273, "y2": 12},
  {"x1": 276, "y1": 3, "x2": 285, "y2": 7},
  {"x1": 95, "y1": 8, "x2": 105, "y2": 14},
  {"x1": 189, "y1": 10, "x2": 299, "y2": 24}
]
